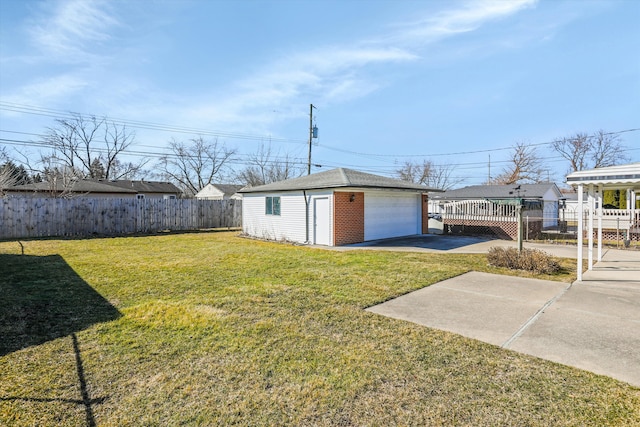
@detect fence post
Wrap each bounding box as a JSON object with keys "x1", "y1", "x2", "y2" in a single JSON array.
[{"x1": 517, "y1": 204, "x2": 523, "y2": 252}]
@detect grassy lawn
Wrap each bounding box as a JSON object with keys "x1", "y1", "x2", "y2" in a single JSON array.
[{"x1": 1, "y1": 232, "x2": 638, "y2": 426}]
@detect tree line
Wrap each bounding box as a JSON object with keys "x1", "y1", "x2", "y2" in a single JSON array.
[
  {"x1": 0, "y1": 112, "x2": 631, "y2": 199},
  {"x1": 1, "y1": 113, "x2": 305, "y2": 197},
  {"x1": 395, "y1": 130, "x2": 628, "y2": 190}
]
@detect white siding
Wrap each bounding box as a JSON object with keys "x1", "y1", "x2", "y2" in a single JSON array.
[
  {"x1": 364, "y1": 191, "x2": 421, "y2": 241},
  {"x1": 195, "y1": 184, "x2": 225, "y2": 200},
  {"x1": 242, "y1": 190, "x2": 333, "y2": 244},
  {"x1": 541, "y1": 188, "x2": 560, "y2": 228}
]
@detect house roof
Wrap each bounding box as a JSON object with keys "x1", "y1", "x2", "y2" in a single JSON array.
[
  {"x1": 211, "y1": 184, "x2": 244, "y2": 196},
  {"x1": 5, "y1": 179, "x2": 180, "y2": 194},
  {"x1": 566, "y1": 162, "x2": 640, "y2": 189},
  {"x1": 430, "y1": 182, "x2": 561, "y2": 201},
  {"x1": 94, "y1": 180, "x2": 181, "y2": 194},
  {"x1": 238, "y1": 168, "x2": 440, "y2": 193}
]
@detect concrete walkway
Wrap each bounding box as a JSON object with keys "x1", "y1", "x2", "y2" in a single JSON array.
[{"x1": 364, "y1": 238, "x2": 640, "y2": 387}]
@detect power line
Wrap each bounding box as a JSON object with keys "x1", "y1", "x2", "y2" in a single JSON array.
[
  {"x1": 320, "y1": 127, "x2": 640, "y2": 159},
  {"x1": 2, "y1": 101, "x2": 637, "y2": 161},
  {"x1": 0, "y1": 137, "x2": 310, "y2": 167},
  {"x1": 0, "y1": 101, "x2": 308, "y2": 145}
]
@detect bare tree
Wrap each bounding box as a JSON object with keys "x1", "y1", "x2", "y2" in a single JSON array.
[
  {"x1": 42, "y1": 113, "x2": 143, "y2": 180},
  {"x1": 551, "y1": 132, "x2": 590, "y2": 172},
  {"x1": 489, "y1": 142, "x2": 545, "y2": 185},
  {"x1": 158, "y1": 137, "x2": 236, "y2": 196},
  {"x1": 590, "y1": 130, "x2": 629, "y2": 169},
  {"x1": 235, "y1": 144, "x2": 305, "y2": 187},
  {"x1": 396, "y1": 159, "x2": 463, "y2": 190},
  {"x1": 552, "y1": 130, "x2": 628, "y2": 172},
  {"x1": 40, "y1": 153, "x2": 85, "y2": 196}
]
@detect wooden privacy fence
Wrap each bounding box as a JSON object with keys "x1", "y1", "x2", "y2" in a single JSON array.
[{"x1": 0, "y1": 197, "x2": 242, "y2": 240}]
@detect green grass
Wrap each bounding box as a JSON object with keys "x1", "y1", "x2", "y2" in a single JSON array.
[{"x1": 1, "y1": 232, "x2": 638, "y2": 426}]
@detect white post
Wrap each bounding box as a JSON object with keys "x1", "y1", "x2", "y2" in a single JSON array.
[
  {"x1": 588, "y1": 184, "x2": 594, "y2": 271},
  {"x1": 627, "y1": 188, "x2": 633, "y2": 246},
  {"x1": 597, "y1": 185, "x2": 603, "y2": 262},
  {"x1": 577, "y1": 184, "x2": 584, "y2": 282},
  {"x1": 631, "y1": 189, "x2": 636, "y2": 232}
]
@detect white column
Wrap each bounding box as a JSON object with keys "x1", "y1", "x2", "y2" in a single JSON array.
[
  {"x1": 631, "y1": 189, "x2": 636, "y2": 232},
  {"x1": 588, "y1": 184, "x2": 594, "y2": 271},
  {"x1": 597, "y1": 185, "x2": 603, "y2": 262},
  {"x1": 577, "y1": 184, "x2": 583, "y2": 282}
]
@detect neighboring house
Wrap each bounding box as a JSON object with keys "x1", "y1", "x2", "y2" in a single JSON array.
[
  {"x1": 429, "y1": 182, "x2": 563, "y2": 239},
  {"x1": 560, "y1": 191, "x2": 588, "y2": 220},
  {"x1": 195, "y1": 184, "x2": 243, "y2": 200},
  {"x1": 3, "y1": 179, "x2": 182, "y2": 199},
  {"x1": 239, "y1": 168, "x2": 440, "y2": 246}
]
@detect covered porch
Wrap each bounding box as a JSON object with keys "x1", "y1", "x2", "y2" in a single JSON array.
[{"x1": 566, "y1": 163, "x2": 640, "y2": 281}]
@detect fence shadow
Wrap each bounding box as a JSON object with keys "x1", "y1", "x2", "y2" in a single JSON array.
[{"x1": 0, "y1": 253, "x2": 121, "y2": 356}]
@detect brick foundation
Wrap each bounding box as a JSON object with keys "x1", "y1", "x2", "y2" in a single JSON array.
[
  {"x1": 443, "y1": 219, "x2": 542, "y2": 240},
  {"x1": 333, "y1": 192, "x2": 364, "y2": 245},
  {"x1": 591, "y1": 230, "x2": 640, "y2": 242}
]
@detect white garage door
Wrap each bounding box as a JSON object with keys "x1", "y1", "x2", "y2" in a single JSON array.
[{"x1": 364, "y1": 193, "x2": 419, "y2": 241}]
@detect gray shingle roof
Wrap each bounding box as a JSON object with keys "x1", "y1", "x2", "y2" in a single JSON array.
[
  {"x1": 96, "y1": 180, "x2": 181, "y2": 194},
  {"x1": 213, "y1": 184, "x2": 244, "y2": 196},
  {"x1": 430, "y1": 183, "x2": 561, "y2": 200},
  {"x1": 239, "y1": 168, "x2": 440, "y2": 193},
  {"x1": 5, "y1": 179, "x2": 180, "y2": 194}
]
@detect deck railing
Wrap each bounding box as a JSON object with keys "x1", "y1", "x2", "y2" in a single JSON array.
[
  {"x1": 559, "y1": 208, "x2": 639, "y2": 230},
  {"x1": 441, "y1": 200, "x2": 518, "y2": 222}
]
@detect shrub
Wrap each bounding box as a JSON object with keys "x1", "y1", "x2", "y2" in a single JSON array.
[{"x1": 487, "y1": 246, "x2": 561, "y2": 274}]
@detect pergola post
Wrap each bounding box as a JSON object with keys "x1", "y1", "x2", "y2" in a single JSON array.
[
  {"x1": 588, "y1": 184, "x2": 594, "y2": 271},
  {"x1": 597, "y1": 185, "x2": 603, "y2": 262},
  {"x1": 567, "y1": 163, "x2": 640, "y2": 283},
  {"x1": 577, "y1": 184, "x2": 584, "y2": 282},
  {"x1": 630, "y1": 189, "x2": 636, "y2": 232}
]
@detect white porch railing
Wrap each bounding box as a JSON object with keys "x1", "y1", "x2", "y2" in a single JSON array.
[{"x1": 441, "y1": 200, "x2": 518, "y2": 222}]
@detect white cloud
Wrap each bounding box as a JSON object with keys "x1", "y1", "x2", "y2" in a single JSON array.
[
  {"x1": 386, "y1": 0, "x2": 538, "y2": 46},
  {"x1": 172, "y1": 45, "x2": 418, "y2": 133},
  {"x1": 178, "y1": 1, "x2": 537, "y2": 131},
  {"x1": 1, "y1": 74, "x2": 87, "y2": 110},
  {"x1": 29, "y1": 0, "x2": 119, "y2": 62}
]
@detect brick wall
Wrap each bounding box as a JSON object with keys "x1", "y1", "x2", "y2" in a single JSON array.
[
  {"x1": 421, "y1": 194, "x2": 429, "y2": 234},
  {"x1": 334, "y1": 191, "x2": 364, "y2": 246}
]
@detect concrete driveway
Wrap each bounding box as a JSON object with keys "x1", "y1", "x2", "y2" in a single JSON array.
[
  {"x1": 365, "y1": 242, "x2": 640, "y2": 387},
  {"x1": 338, "y1": 234, "x2": 587, "y2": 258}
]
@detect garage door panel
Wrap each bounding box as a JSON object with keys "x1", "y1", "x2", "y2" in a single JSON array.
[{"x1": 365, "y1": 194, "x2": 419, "y2": 241}]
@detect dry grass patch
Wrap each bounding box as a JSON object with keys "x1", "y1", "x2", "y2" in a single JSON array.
[{"x1": 487, "y1": 246, "x2": 562, "y2": 274}]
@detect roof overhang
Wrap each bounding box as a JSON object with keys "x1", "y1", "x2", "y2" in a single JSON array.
[
  {"x1": 242, "y1": 185, "x2": 440, "y2": 194},
  {"x1": 566, "y1": 163, "x2": 640, "y2": 190}
]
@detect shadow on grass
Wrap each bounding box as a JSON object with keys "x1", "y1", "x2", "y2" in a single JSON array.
[
  {"x1": 349, "y1": 234, "x2": 493, "y2": 250},
  {"x1": 0, "y1": 253, "x2": 121, "y2": 356},
  {"x1": 0, "y1": 333, "x2": 106, "y2": 427}
]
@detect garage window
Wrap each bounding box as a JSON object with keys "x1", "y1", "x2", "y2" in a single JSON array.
[{"x1": 266, "y1": 196, "x2": 281, "y2": 216}]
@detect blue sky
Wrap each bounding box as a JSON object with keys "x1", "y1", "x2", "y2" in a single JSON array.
[{"x1": 1, "y1": 0, "x2": 638, "y2": 186}]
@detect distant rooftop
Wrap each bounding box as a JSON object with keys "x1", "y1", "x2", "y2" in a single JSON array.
[
  {"x1": 431, "y1": 182, "x2": 561, "y2": 200},
  {"x1": 4, "y1": 179, "x2": 181, "y2": 194}
]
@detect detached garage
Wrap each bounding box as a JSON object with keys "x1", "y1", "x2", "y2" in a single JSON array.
[{"x1": 239, "y1": 168, "x2": 440, "y2": 246}]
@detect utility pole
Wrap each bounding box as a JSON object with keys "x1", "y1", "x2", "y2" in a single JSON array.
[{"x1": 307, "y1": 104, "x2": 317, "y2": 175}]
